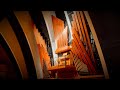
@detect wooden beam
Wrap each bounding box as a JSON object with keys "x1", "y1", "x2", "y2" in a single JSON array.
[
  {"x1": 83, "y1": 11, "x2": 109, "y2": 79},
  {"x1": 73, "y1": 11, "x2": 83, "y2": 41},
  {"x1": 74, "y1": 12, "x2": 86, "y2": 45},
  {"x1": 79, "y1": 11, "x2": 96, "y2": 67},
  {"x1": 72, "y1": 33, "x2": 96, "y2": 74}
]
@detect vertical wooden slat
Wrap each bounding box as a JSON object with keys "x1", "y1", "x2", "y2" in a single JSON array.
[
  {"x1": 73, "y1": 12, "x2": 87, "y2": 46},
  {"x1": 73, "y1": 11, "x2": 81, "y2": 32},
  {"x1": 78, "y1": 11, "x2": 91, "y2": 53},
  {"x1": 76, "y1": 11, "x2": 89, "y2": 52},
  {"x1": 56, "y1": 26, "x2": 69, "y2": 53},
  {"x1": 63, "y1": 31, "x2": 65, "y2": 46},
  {"x1": 72, "y1": 14, "x2": 78, "y2": 31},
  {"x1": 57, "y1": 39, "x2": 59, "y2": 48},
  {"x1": 70, "y1": 51, "x2": 74, "y2": 64},
  {"x1": 72, "y1": 36, "x2": 93, "y2": 74},
  {"x1": 80, "y1": 11, "x2": 96, "y2": 67},
  {"x1": 72, "y1": 14, "x2": 79, "y2": 33},
  {"x1": 71, "y1": 13, "x2": 97, "y2": 74},
  {"x1": 73, "y1": 11, "x2": 83, "y2": 41},
  {"x1": 60, "y1": 34, "x2": 62, "y2": 48},
  {"x1": 52, "y1": 15, "x2": 64, "y2": 39},
  {"x1": 72, "y1": 29, "x2": 96, "y2": 74},
  {"x1": 64, "y1": 26, "x2": 68, "y2": 46}
]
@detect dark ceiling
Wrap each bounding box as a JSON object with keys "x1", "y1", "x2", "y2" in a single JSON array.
[{"x1": 0, "y1": 11, "x2": 5, "y2": 21}]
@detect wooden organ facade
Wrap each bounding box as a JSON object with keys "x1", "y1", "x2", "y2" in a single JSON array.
[
  {"x1": 0, "y1": 11, "x2": 109, "y2": 79},
  {"x1": 48, "y1": 11, "x2": 106, "y2": 79},
  {"x1": 32, "y1": 11, "x2": 105, "y2": 79}
]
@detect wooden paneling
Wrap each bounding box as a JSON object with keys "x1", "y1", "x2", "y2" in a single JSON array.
[
  {"x1": 55, "y1": 26, "x2": 71, "y2": 54},
  {"x1": 70, "y1": 11, "x2": 97, "y2": 75},
  {"x1": 52, "y1": 15, "x2": 64, "y2": 39}
]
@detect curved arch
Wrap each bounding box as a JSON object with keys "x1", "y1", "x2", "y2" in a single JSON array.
[
  {"x1": 42, "y1": 11, "x2": 58, "y2": 65},
  {"x1": 0, "y1": 18, "x2": 28, "y2": 79},
  {"x1": 14, "y1": 11, "x2": 43, "y2": 79},
  {"x1": 6, "y1": 11, "x2": 37, "y2": 79}
]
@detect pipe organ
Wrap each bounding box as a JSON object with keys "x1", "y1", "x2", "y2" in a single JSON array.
[
  {"x1": 70, "y1": 11, "x2": 97, "y2": 75},
  {"x1": 49, "y1": 11, "x2": 103, "y2": 78}
]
